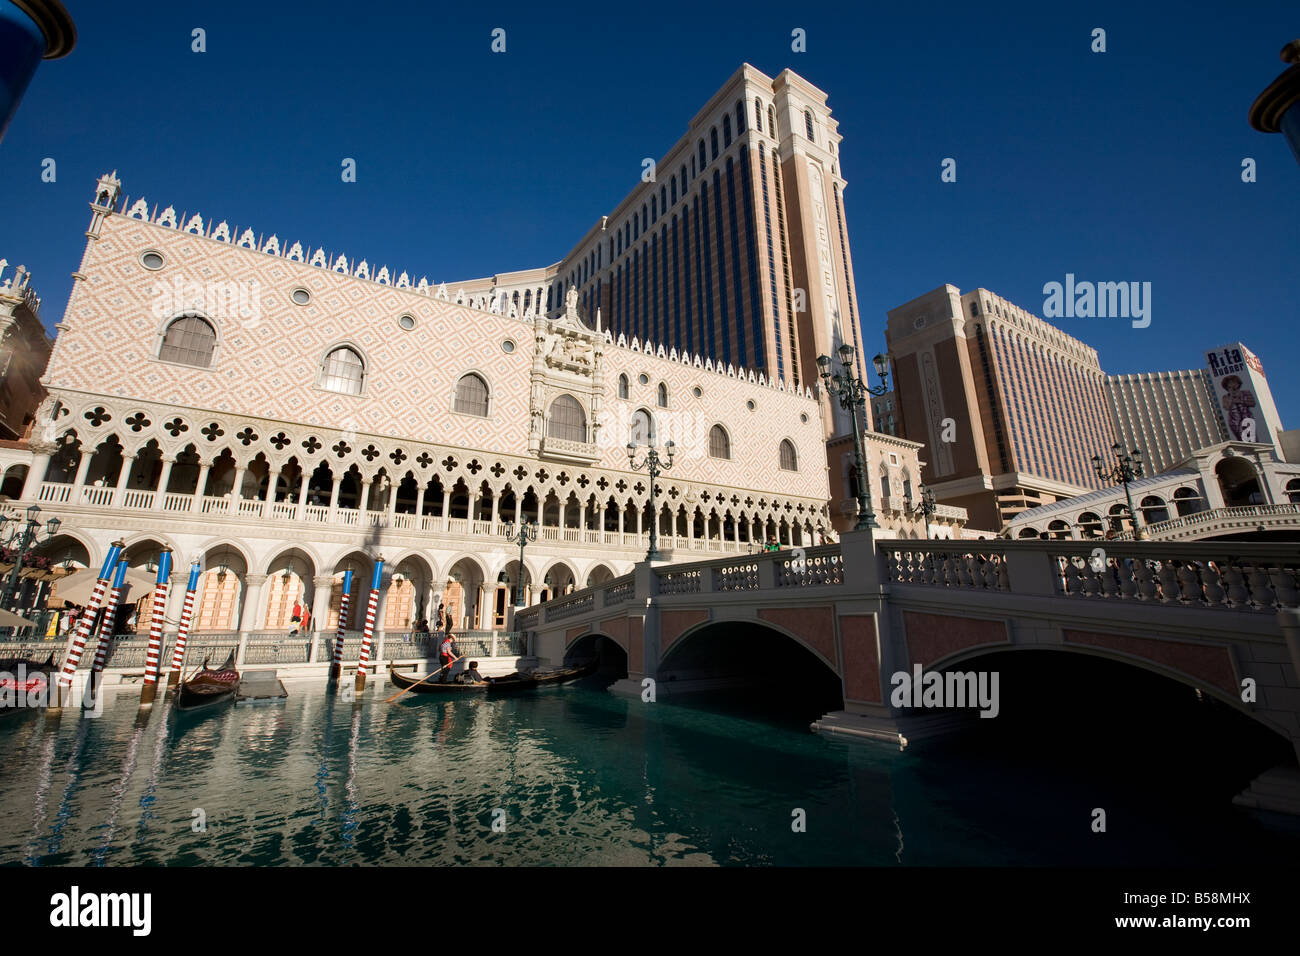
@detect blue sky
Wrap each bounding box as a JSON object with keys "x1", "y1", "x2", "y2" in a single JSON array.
[{"x1": 2, "y1": 1, "x2": 1297, "y2": 420}]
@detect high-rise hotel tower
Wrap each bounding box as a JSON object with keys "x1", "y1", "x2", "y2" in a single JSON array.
[{"x1": 451, "y1": 64, "x2": 866, "y2": 437}]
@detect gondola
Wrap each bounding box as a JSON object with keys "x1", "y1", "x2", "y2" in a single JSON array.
[
  {"x1": 0, "y1": 652, "x2": 55, "y2": 714},
  {"x1": 387, "y1": 657, "x2": 598, "y2": 696},
  {"x1": 175, "y1": 651, "x2": 240, "y2": 711}
]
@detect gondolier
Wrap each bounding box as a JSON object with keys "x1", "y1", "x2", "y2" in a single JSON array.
[{"x1": 438, "y1": 632, "x2": 457, "y2": 682}]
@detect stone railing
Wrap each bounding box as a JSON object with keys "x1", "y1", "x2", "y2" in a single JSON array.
[
  {"x1": 658, "y1": 567, "x2": 703, "y2": 595},
  {"x1": 604, "y1": 574, "x2": 635, "y2": 605},
  {"x1": 1051, "y1": 541, "x2": 1300, "y2": 610},
  {"x1": 714, "y1": 560, "x2": 759, "y2": 592},
  {"x1": 881, "y1": 543, "x2": 1012, "y2": 591},
  {"x1": 775, "y1": 547, "x2": 844, "y2": 588},
  {"x1": 545, "y1": 592, "x2": 594, "y2": 622},
  {"x1": 1110, "y1": 503, "x2": 1300, "y2": 541}
]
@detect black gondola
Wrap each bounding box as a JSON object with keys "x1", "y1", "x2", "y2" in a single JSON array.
[
  {"x1": 0, "y1": 652, "x2": 55, "y2": 714},
  {"x1": 387, "y1": 657, "x2": 598, "y2": 696},
  {"x1": 176, "y1": 651, "x2": 240, "y2": 711}
]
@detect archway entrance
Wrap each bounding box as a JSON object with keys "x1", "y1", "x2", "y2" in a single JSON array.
[{"x1": 1216, "y1": 457, "x2": 1263, "y2": 507}]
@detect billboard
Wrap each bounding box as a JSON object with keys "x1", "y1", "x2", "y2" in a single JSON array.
[{"x1": 1205, "y1": 343, "x2": 1284, "y2": 446}]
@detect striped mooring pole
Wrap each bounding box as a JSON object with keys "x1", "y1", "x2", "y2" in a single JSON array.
[
  {"x1": 89, "y1": 557, "x2": 129, "y2": 680},
  {"x1": 330, "y1": 568, "x2": 354, "y2": 681},
  {"x1": 138, "y1": 548, "x2": 173, "y2": 705},
  {"x1": 354, "y1": 558, "x2": 384, "y2": 694},
  {"x1": 166, "y1": 562, "x2": 202, "y2": 687},
  {"x1": 55, "y1": 539, "x2": 124, "y2": 707}
]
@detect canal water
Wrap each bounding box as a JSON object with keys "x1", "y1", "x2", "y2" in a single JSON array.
[{"x1": 1, "y1": 675, "x2": 1296, "y2": 866}]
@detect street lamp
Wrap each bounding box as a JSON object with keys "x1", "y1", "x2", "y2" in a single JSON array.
[
  {"x1": 0, "y1": 504, "x2": 61, "y2": 611},
  {"x1": 627, "y1": 439, "x2": 675, "y2": 560},
  {"x1": 1092, "y1": 444, "x2": 1145, "y2": 540},
  {"x1": 817, "y1": 345, "x2": 890, "y2": 531},
  {"x1": 503, "y1": 519, "x2": 538, "y2": 606},
  {"x1": 904, "y1": 485, "x2": 938, "y2": 539}
]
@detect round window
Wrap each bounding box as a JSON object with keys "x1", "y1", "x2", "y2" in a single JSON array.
[
  {"x1": 800, "y1": 413, "x2": 808, "y2": 423},
  {"x1": 140, "y1": 251, "x2": 165, "y2": 271},
  {"x1": 398, "y1": 314, "x2": 416, "y2": 330},
  {"x1": 692, "y1": 386, "x2": 702, "y2": 398},
  {"x1": 291, "y1": 288, "x2": 311, "y2": 305},
  {"x1": 502, "y1": 339, "x2": 516, "y2": 353},
  {"x1": 638, "y1": 373, "x2": 649, "y2": 385},
  {"x1": 746, "y1": 400, "x2": 756, "y2": 411}
]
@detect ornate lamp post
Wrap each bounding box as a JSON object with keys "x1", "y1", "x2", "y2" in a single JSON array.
[
  {"x1": 503, "y1": 519, "x2": 538, "y2": 606},
  {"x1": 817, "y1": 345, "x2": 890, "y2": 531},
  {"x1": 0, "y1": 504, "x2": 60, "y2": 611},
  {"x1": 1249, "y1": 39, "x2": 1300, "y2": 167},
  {"x1": 1092, "y1": 444, "x2": 1145, "y2": 540},
  {"x1": 627, "y1": 439, "x2": 675, "y2": 560},
  {"x1": 904, "y1": 485, "x2": 937, "y2": 539}
]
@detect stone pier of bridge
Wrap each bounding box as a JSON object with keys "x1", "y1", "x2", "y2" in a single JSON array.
[{"x1": 518, "y1": 529, "x2": 1300, "y2": 816}]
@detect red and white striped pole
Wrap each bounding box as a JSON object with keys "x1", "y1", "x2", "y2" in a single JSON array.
[
  {"x1": 330, "y1": 569, "x2": 354, "y2": 681},
  {"x1": 56, "y1": 539, "x2": 124, "y2": 707},
  {"x1": 354, "y1": 558, "x2": 384, "y2": 693},
  {"x1": 138, "y1": 548, "x2": 173, "y2": 706},
  {"x1": 166, "y1": 561, "x2": 202, "y2": 687},
  {"x1": 90, "y1": 558, "x2": 129, "y2": 678}
]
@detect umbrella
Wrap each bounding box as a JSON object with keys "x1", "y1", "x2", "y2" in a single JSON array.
[
  {"x1": 0, "y1": 609, "x2": 35, "y2": 627},
  {"x1": 50, "y1": 566, "x2": 160, "y2": 605}
]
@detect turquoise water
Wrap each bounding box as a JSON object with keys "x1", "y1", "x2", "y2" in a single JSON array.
[{"x1": 1, "y1": 678, "x2": 1296, "y2": 866}]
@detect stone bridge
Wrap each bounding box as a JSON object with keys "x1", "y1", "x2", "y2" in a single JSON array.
[{"x1": 517, "y1": 531, "x2": 1300, "y2": 814}]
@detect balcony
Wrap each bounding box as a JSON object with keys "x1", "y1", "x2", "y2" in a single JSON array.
[{"x1": 538, "y1": 435, "x2": 600, "y2": 465}]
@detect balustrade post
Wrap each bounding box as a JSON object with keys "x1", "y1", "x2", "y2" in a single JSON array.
[{"x1": 837, "y1": 528, "x2": 880, "y2": 596}]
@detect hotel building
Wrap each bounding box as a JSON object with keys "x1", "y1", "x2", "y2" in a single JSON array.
[
  {"x1": 885, "y1": 285, "x2": 1114, "y2": 530},
  {"x1": 1105, "y1": 369, "x2": 1228, "y2": 476}
]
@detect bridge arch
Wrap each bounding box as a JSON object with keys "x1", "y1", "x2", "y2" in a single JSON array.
[
  {"x1": 926, "y1": 643, "x2": 1294, "y2": 745},
  {"x1": 564, "y1": 630, "x2": 628, "y2": 678}
]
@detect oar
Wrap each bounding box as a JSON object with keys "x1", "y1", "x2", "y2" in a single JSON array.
[{"x1": 385, "y1": 655, "x2": 460, "y2": 704}]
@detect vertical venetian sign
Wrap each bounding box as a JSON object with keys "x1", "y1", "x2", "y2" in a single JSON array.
[{"x1": 1205, "y1": 343, "x2": 1280, "y2": 446}]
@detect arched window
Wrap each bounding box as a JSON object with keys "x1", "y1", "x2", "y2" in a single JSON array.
[
  {"x1": 779, "y1": 439, "x2": 798, "y2": 471},
  {"x1": 804, "y1": 109, "x2": 815, "y2": 141},
  {"x1": 657, "y1": 382, "x2": 668, "y2": 408},
  {"x1": 723, "y1": 114, "x2": 732, "y2": 147},
  {"x1": 710, "y1": 127, "x2": 719, "y2": 159},
  {"x1": 660, "y1": 185, "x2": 667, "y2": 213},
  {"x1": 453, "y1": 373, "x2": 489, "y2": 416},
  {"x1": 709, "y1": 425, "x2": 731, "y2": 460},
  {"x1": 671, "y1": 179, "x2": 677, "y2": 205},
  {"x1": 158, "y1": 314, "x2": 216, "y2": 368},
  {"x1": 698, "y1": 139, "x2": 706, "y2": 169},
  {"x1": 547, "y1": 395, "x2": 586, "y2": 442},
  {"x1": 1287, "y1": 478, "x2": 1300, "y2": 504},
  {"x1": 735, "y1": 100, "x2": 745, "y2": 133},
  {"x1": 321, "y1": 346, "x2": 364, "y2": 395},
  {"x1": 630, "y1": 409, "x2": 654, "y2": 446},
  {"x1": 1140, "y1": 495, "x2": 1169, "y2": 525},
  {"x1": 754, "y1": 97, "x2": 763, "y2": 133},
  {"x1": 1077, "y1": 512, "x2": 1103, "y2": 537},
  {"x1": 768, "y1": 106, "x2": 776, "y2": 137},
  {"x1": 617, "y1": 374, "x2": 629, "y2": 399}
]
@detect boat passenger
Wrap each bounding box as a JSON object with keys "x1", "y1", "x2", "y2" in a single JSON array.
[{"x1": 459, "y1": 661, "x2": 486, "y2": 683}]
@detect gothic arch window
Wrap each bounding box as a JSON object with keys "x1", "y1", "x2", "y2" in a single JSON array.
[
  {"x1": 735, "y1": 100, "x2": 745, "y2": 133},
  {"x1": 657, "y1": 382, "x2": 668, "y2": 408},
  {"x1": 768, "y1": 105, "x2": 776, "y2": 137},
  {"x1": 709, "y1": 425, "x2": 731, "y2": 460},
  {"x1": 779, "y1": 439, "x2": 798, "y2": 471},
  {"x1": 320, "y1": 345, "x2": 364, "y2": 395},
  {"x1": 710, "y1": 127, "x2": 719, "y2": 160},
  {"x1": 660, "y1": 185, "x2": 667, "y2": 214},
  {"x1": 754, "y1": 97, "x2": 763, "y2": 132},
  {"x1": 804, "y1": 109, "x2": 815, "y2": 141},
  {"x1": 630, "y1": 408, "x2": 655, "y2": 446},
  {"x1": 723, "y1": 114, "x2": 732, "y2": 147},
  {"x1": 547, "y1": 395, "x2": 587, "y2": 442},
  {"x1": 698, "y1": 139, "x2": 706, "y2": 169},
  {"x1": 453, "y1": 372, "x2": 490, "y2": 416},
  {"x1": 158, "y1": 314, "x2": 216, "y2": 368},
  {"x1": 618, "y1": 374, "x2": 629, "y2": 400}
]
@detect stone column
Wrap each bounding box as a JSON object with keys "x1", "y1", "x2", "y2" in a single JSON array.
[
  {"x1": 491, "y1": 493, "x2": 499, "y2": 530},
  {"x1": 295, "y1": 472, "x2": 310, "y2": 519},
  {"x1": 328, "y1": 475, "x2": 342, "y2": 523},
  {"x1": 191, "y1": 459, "x2": 213, "y2": 511},
  {"x1": 151, "y1": 456, "x2": 175, "y2": 510},
  {"x1": 358, "y1": 478, "x2": 372, "y2": 516},
  {"x1": 386, "y1": 480, "x2": 398, "y2": 523},
  {"x1": 21, "y1": 442, "x2": 55, "y2": 501},
  {"x1": 415, "y1": 484, "x2": 426, "y2": 523},
  {"x1": 239, "y1": 573, "x2": 268, "y2": 633},
  {"x1": 112, "y1": 454, "x2": 135, "y2": 507},
  {"x1": 229, "y1": 463, "x2": 247, "y2": 502},
  {"x1": 71, "y1": 447, "x2": 93, "y2": 499},
  {"x1": 441, "y1": 489, "x2": 451, "y2": 531}
]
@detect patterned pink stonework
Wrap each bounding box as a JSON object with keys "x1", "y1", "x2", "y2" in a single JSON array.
[
  {"x1": 627, "y1": 617, "x2": 643, "y2": 674},
  {"x1": 659, "y1": 609, "x2": 710, "y2": 655},
  {"x1": 903, "y1": 611, "x2": 1008, "y2": 668},
  {"x1": 839, "y1": 615, "x2": 881, "y2": 704},
  {"x1": 566, "y1": 625, "x2": 586, "y2": 643},
  {"x1": 1064, "y1": 629, "x2": 1238, "y2": 696},
  {"x1": 758, "y1": 606, "x2": 836, "y2": 669}
]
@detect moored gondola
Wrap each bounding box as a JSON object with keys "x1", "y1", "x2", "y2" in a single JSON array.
[
  {"x1": 176, "y1": 651, "x2": 239, "y2": 711},
  {"x1": 0, "y1": 652, "x2": 55, "y2": 714}
]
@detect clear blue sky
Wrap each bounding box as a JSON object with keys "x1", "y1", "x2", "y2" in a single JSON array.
[{"x1": 2, "y1": 1, "x2": 1297, "y2": 421}]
